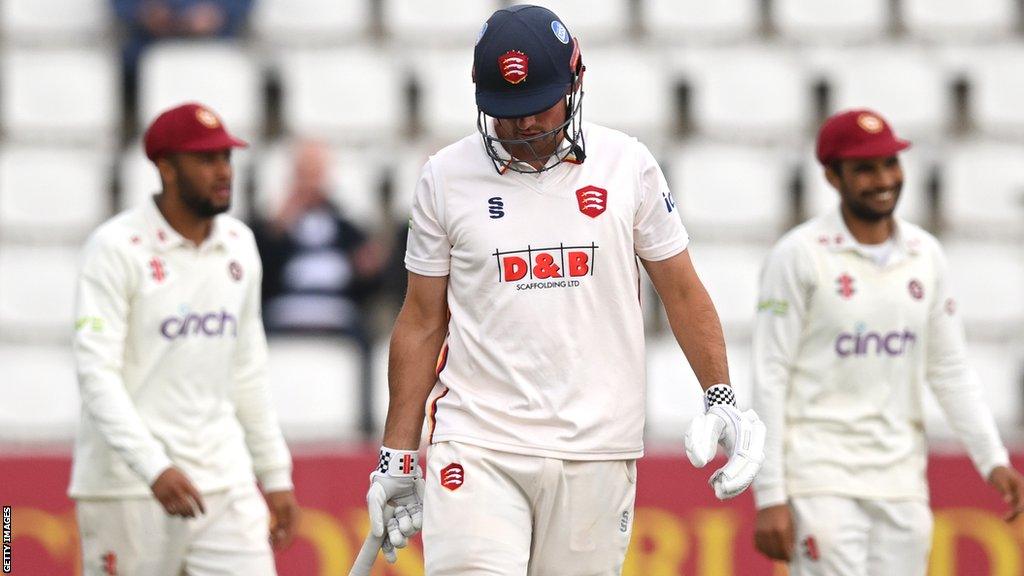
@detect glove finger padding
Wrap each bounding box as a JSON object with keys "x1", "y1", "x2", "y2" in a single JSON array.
[
  {"x1": 710, "y1": 409, "x2": 767, "y2": 499},
  {"x1": 685, "y1": 410, "x2": 727, "y2": 468},
  {"x1": 382, "y1": 534, "x2": 397, "y2": 564},
  {"x1": 366, "y1": 482, "x2": 392, "y2": 538}
]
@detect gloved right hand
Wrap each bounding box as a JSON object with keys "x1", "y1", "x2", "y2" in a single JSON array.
[{"x1": 366, "y1": 446, "x2": 425, "y2": 556}]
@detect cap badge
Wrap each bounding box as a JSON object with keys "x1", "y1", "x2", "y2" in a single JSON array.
[
  {"x1": 551, "y1": 20, "x2": 570, "y2": 44},
  {"x1": 857, "y1": 113, "x2": 883, "y2": 134},
  {"x1": 499, "y1": 50, "x2": 529, "y2": 85},
  {"x1": 195, "y1": 108, "x2": 220, "y2": 129}
]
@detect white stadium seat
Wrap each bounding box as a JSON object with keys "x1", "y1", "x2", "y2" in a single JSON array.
[
  {"x1": 582, "y1": 48, "x2": 673, "y2": 139},
  {"x1": 138, "y1": 42, "x2": 263, "y2": 141},
  {"x1": 687, "y1": 242, "x2": 767, "y2": 335},
  {"x1": 390, "y1": 145, "x2": 435, "y2": 224},
  {"x1": 646, "y1": 337, "x2": 752, "y2": 440},
  {"x1": 253, "y1": 140, "x2": 386, "y2": 229},
  {"x1": 943, "y1": 241, "x2": 1024, "y2": 333},
  {"x1": 923, "y1": 343, "x2": 1024, "y2": 439},
  {"x1": 0, "y1": 245, "x2": 79, "y2": 340},
  {"x1": 681, "y1": 46, "x2": 811, "y2": 141},
  {"x1": 940, "y1": 140, "x2": 1024, "y2": 237},
  {"x1": 643, "y1": 0, "x2": 760, "y2": 44},
  {"x1": 0, "y1": 47, "x2": 119, "y2": 144},
  {"x1": 119, "y1": 139, "x2": 251, "y2": 221},
  {"x1": 667, "y1": 143, "x2": 793, "y2": 239},
  {"x1": 900, "y1": 0, "x2": 1017, "y2": 41},
  {"x1": 412, "y1": 49, "x2": 477, "y2": 140},
  {"x1": 824, "y1": 47, "x2": 951, "y2": 141},
  {"x1": 526, "y1": 0, "x2": 630, "y2": 44},
  {"x1": 964, "y1": 45, "x2": 1024, "y2": 138},
  {"x1": 267, "y1": 336, "x2": 363, "y2": 441},
  {"x1": 250, "y1": 0, "x2": 371, "y2": 46},
  {"x1": 772, "y1": 0, "x2": 890, "y2": 44},
  {"x1": 0, "y1": 345, "x2": 79, "y2": 442},
  {"x1": 279, "y1": 47, "x2": 408, "y2": 143},
  {"x1": 382, "y1": 0, "x2": 499, "y2": 45},
  {"x1": 0, "y1": 145, "x2": 112, "y2": 242},
  {"x1": 0, "y1": 0, "x2": 112, "y2": 44},
  {"x1": 801, "y1": 146, "x2": 932, "y2": 225}
]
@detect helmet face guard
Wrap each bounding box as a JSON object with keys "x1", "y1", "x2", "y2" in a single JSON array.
[{"x1": 477, "y1": 81, "x2": 585, "y2": 175}]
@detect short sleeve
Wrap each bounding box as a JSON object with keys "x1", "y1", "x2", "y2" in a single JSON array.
[
  {"x1": 404, "y1": 160, "x2": 452, "y2": 276},
  {"x1": 633, "y1": 143, "x2": 689, "y2": 261}
]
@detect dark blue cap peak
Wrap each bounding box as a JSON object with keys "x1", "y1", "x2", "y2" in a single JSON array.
[{"x1": 473, "y1": 4, "x2": 577, "y2": 119}]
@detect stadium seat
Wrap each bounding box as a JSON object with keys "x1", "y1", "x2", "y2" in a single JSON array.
[
  {"x1": 667, "y1": 143, "x2": 794, "y2": 239},
  {"x1": 923, "y1": 342, "x2": 1024, "y2": 439},
  {"x1": 528, "y1": 0, "x2": 630, "y2": 44},
  {"x1": 118, "y1": 139, "x2": 251, "y2": 221},
  {"x1": 772, "y1": 0, "x2": 890, "y2": 44},
  {"x1": 964, "y1": 45, "x2": 1024, "y2": 138},
  {"x1": 253, "y1": 140, "x2": 387, "y2": 230},
  {"x1": 0, "y1": 345, "x2": 79, "y2": 442},
  {"x1": 381, "y1": 0, "x2": 498, "y2": 45},
  {"x1": 267, "y1": 336, "x2": 364, "y2": 441},
  {"x1": 645, "y1": 337, "x2": 752, "y2": 440},
  {"x1": 138, "y1": 42, "x2": 263, "y2": 141},
  {"x1": 900, "y1": 0, "x2": 1017, "y2": 41},
  {"x1": 824, "y1": 46, "x2": 951, "y2": 140},
  {"x1": 643, "y1": 0, "x2": 760, "y2": 43},
  {"x1": 250, "y1": 0, "x2": 371, "y2": 46},
  {"x1": 411, "y1": 49, "x2": 477, "y2": 140},
  {"x1": 943, "y1": 241, "x2": 1024, "y2": 333},
  {"x1": 0, "y1": 245, "x2": 79, "y2": 340},
  {"x1": 0, "y1": 47, "x2": 119, "y2": 144},
  {"x1": 801, "y1": 145, "x2": 932, "y2": 225},
  {"x1": 0, "y1": 145, "x2": 112, "y2": 242},
  {"x1": 278, "y1": 47, "x2": 408, "y2": 143},
  {"x1": 581, "y1": 47, "x2": 673, "y2": 140},
  {"x1": 940, "y1": 140, "x2": 1024, "y2": 237},
  {"x1": 680, "y1": 46, "x2": 811, "y2": 141},
  {"x1": 390, "y1": 145, "x2": 435, "y2": 224},
  {"x1": 687, "y1": 242, "x2": 767, "y2": 336},
  {"x1": 0, "y1": 0, "x2": 111, "y2": 44}
]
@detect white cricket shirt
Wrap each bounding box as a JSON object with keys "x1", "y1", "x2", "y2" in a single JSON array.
[
  {"x1": 406, "y1": 122, "x2": 689, "y2": 460},
  {"x1": 752, "y1": 208, "x2": 1009, "y2": 508},
  {"x1": 69, "y1": 197, "x2": 293, "y2": 498}
]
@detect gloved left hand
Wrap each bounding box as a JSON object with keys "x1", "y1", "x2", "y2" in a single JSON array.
[{"x1": 685, "y1": 384, "x2": 766, "y2": 500}]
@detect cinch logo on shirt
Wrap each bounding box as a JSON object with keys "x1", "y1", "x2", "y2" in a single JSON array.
[
  {"x1": 834, "y1": 324, "x2": 916, "y2": 357},
  {"x1": 160, "y1": 309, "x2": 237, "y2": 340},
  {"x1": 492, "y1": 243, "x2": 599, "y2": 290}
]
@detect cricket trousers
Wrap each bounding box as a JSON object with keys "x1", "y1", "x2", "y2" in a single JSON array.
[
  {"x1": 76, "y1": 482, "x2": 276, "y2": 576},
  {"x1": 423, "y1": 441, "x2": 637, "y2": 576},
  {"x1": 789, "y1": 495, "x2": 933, "y2": 576}
]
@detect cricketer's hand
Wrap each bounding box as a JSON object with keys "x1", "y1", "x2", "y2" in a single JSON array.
[{"x1": 685, "y1": 388, "x2": 766, "y2": 500}]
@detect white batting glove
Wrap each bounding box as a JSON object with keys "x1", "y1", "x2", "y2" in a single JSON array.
[
  {"x1": 685, "y1": 384, "x2": 766, "y2": 500},
  {"x1": 367, "y1": 447, "x2": 425, "y2": 557}
]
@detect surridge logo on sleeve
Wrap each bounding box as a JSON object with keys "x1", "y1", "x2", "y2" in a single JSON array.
[{"x1": 493, "y1": 242, "x2": 598, "y2": 291}]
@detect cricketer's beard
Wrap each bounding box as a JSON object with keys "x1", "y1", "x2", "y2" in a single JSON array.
[
  {"x1": 841, "y1": 181, "x2": 902, "y2": 223},
  {"x1": 174, "y1": 165, "x2": 231, "y2": 218}
]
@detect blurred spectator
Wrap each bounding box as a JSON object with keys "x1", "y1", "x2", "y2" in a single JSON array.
[
  {"x1": 112, "y1": 0, "x2": 254, "y2": 124},
  {"x1": 254, "y1": 139, "x2": 386, "y2": 344}
]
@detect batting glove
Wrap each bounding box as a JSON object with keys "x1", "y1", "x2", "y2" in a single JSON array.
[
  {"x1": 367, "y1": 447, "x2": 425, "y2": 556},
  {"x1": 685, "y1": 384, "x2": 766, "y2": 500}
]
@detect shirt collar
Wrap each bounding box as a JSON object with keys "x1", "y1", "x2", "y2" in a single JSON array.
[
  {"x1": 143, "y1": 195, "x2": 230, "y2": 252},
  {"x1": 817, "y1": 206, "x2": 922, "y2": 262}
]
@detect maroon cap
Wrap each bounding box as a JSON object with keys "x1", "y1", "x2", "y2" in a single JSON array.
[
  {"x1": 143, "y1": 102, "x2": 248, "y2": 162},
  {"x1": 815, "y1": 109, "x2": 910, "y2": 165}
]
